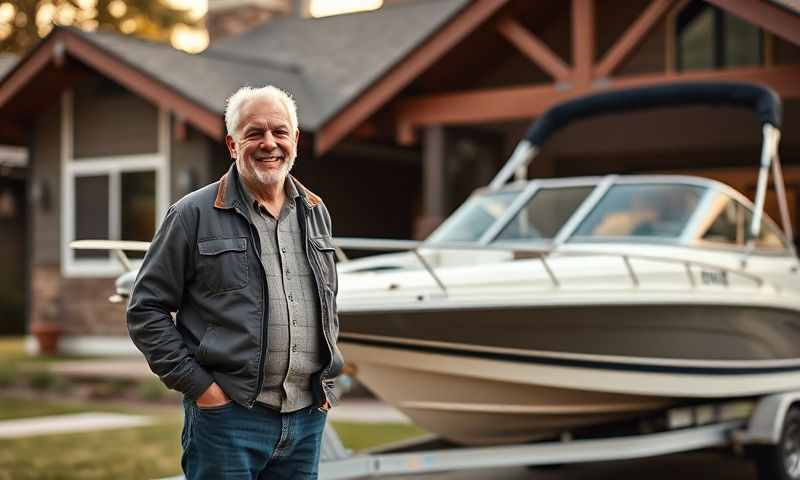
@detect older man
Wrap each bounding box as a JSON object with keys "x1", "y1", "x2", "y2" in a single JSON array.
[{"x1": 127, "y1": 85, "x2": 343, "y2": 480}]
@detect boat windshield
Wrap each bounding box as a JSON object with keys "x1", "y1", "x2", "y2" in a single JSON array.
[
  {"x1": 426, "y1": 190, "x2": 520, "y2": 244},
  {"x1": 492, "y1": 186, "x2": 594, "y2": 242},
  {"x1": 569, "y1": 183, "x2": 706, "y2": 241}
]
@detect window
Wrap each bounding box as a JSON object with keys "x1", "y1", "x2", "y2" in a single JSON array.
[
  {"x1": 61, "y1": 92, "x2": 169, "y2": 276},
  {"x1": 699, "y1": 193, "x2": 788, "y2": 251},
  {"x1": 742, "y1": 208, "x2": 787, "y2": 251},
  {"x1": 676, "y1": 1, "x2": 762, "y2": 71},
  {"x1": 426, "y1": 190, "x2": 520, "y2": 244},
  {"x1": 702, "y1": 197, "x2": 739, "y2": 246},
  {"x1": 570, "y1": 184, "x2": 706, "y2": 241},
  {"x1": 493, "y1": 187, "x2": 593, "y2": 242}
]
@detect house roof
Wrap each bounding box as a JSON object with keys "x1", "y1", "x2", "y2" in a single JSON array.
[
  {"x1": 3, "y1": 0, "x2": 792, "y2": 151},
  {"x1": 208, "y1": 0, "x2": 472, "y2": 127},
  {"x1": 68, "y1": 27, "x2": 318, "y2": 127},
  {"x1": 0, "y1": 0, "x2": 471, "y2": 147}
]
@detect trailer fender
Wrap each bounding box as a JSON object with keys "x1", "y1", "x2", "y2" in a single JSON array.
[{"x1": 740, "y1": 392, "x2": 800, "y2": 445}]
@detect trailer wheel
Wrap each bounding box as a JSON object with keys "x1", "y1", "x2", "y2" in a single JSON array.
[{"x1": 754, "y1": 406, "x2": 800, "y2": 480}]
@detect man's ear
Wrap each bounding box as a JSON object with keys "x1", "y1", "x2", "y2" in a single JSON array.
[
  {"x1": 294, "y1": 129, "x2": 300, "y2": 145},
  {"x1": 225, "y1": 134, "x2": 237, "y2": 159}
]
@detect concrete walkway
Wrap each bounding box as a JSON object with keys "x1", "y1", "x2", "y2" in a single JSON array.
[
  {"x1": 328, "y1": 399, "x2": 411, "y2": 424},
  {"x1": 0, "y1": 412, "x2": 154, "y2": 438}
]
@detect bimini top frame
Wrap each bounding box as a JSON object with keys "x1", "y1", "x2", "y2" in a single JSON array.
[{"x1": 489, "y1": 82, "x2": 792, "y2": 253}]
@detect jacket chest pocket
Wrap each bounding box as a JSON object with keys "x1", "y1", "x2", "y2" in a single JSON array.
[
  {"x1": 309, "y1": 236, "x2": 338, "y2": 294},
  {"x1": 197, "y1": 237, "x2": 249, "y2": 294}
]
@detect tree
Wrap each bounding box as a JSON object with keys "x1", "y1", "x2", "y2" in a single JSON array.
[{"x1": 0, "y1": 0, "x2": 204, "y2": 54}]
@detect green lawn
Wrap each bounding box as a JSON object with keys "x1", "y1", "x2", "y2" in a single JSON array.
[
  {"x1": 0, "y1": 398, "x2": 95, "y2": 421},
  {"x1": 0, "y1": 336, "x2": 27, "y2": 362},
  {"x1": 0, "y1": 336, "x2": 103, "y2": 364},
  {"x1": 0, "y1": 397, "x2": 426, "y2": 480}
]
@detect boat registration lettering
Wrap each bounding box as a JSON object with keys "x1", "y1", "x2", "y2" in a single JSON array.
[{"x1": 700, "y1": 270, "x2": 728, "y2": 286}]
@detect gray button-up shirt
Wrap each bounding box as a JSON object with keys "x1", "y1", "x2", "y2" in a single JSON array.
[{"x1": 239, "y1": 176, "x2": 324, "y2": 412}]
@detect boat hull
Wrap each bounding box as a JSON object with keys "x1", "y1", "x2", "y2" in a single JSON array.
[{"x1": 339, "y1": 303, "x2": 800, "y2": 445}]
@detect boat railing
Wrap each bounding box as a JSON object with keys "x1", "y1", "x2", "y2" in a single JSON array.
[{"x1": 333, "y1": 237, "x2": 779, "y2": 296}]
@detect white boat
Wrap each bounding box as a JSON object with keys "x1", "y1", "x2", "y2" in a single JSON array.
[{"x1": 334, "y1": 82, "x2": 800, "y2": 446}]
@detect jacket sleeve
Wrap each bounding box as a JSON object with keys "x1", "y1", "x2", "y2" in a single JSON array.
[{"x1": 126, "y1": 204, "x2": 214, "y2": 400}]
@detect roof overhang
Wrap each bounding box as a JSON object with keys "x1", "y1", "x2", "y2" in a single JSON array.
[{"x1": 0, "y1": 28, "x2": 224, "y2": 146}]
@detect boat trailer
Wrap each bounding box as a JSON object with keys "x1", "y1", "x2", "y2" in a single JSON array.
[{"x1": 312, "y1": 391, "x2": 800, "y2": 479}]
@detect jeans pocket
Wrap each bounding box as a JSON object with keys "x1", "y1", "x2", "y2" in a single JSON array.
[{"x1": 195, "y1": 400, "x2": 234, "y2": 412}]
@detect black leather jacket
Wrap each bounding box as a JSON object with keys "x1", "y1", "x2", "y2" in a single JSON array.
[{"x1": 127, "y1": 164, "x2": 343, "y2": 409}]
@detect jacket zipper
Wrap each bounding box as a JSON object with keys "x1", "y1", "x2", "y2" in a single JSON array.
[{"x1": 234, "y1": 204, "x2": 268, "y2": 409}]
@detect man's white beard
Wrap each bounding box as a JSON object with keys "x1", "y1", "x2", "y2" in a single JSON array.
[{"x1": 252, "y1": 154, "x2": 295, "y2": 186}]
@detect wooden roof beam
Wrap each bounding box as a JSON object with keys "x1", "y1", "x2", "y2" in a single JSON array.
[
  {"x1": 495, "y1": 16, "x2": 572, "y2": 83},
  {"x1": 395, "y1": 65, "x2": 800, "y2": 139},
  {"x1": 705, "y1": 0, "x2": 800, "y2": 47},
  {"x1": 571, "y1": 0, "x2": 595, "y2": 87},
  {"x1": 594, "y1": 0, "x2": 676, "y2": 78}
]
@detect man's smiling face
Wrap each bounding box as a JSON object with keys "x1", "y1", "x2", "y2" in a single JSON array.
[{"x1": 227, "y1": 96, "x2": 299, "y2": 190}]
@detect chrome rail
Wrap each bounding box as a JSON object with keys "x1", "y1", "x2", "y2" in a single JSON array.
[{"x1": 333, "y1": 237, "x2": 777, "y2": 296}]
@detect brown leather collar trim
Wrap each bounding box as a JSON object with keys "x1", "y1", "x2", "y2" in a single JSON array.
[
  {"x1": 213, "y1": 172, "x2": 228, "y2": 209},
  {"x1": 214, "y1": 171, "x2": 321, "y2": 209},
  {"x1": 290, "y1": 175, "x2": 322, "y2": 208}
]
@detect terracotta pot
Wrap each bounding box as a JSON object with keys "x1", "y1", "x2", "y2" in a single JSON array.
[{"x1": 30, "y1": 323, "x2": 63, "y2": 356}]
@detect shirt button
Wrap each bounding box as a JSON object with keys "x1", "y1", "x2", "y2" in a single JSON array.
[
  {"x1": 281, "y1": 247, "x2": 287, "y2": 253},
  {"x1": 291, "y1": 345, "x2": 297, "y2": 353},
  {"x1": 292, "y1": 320, "x2": 297, "y2": 327},
  {"x1": 288, "y1": 294, "x2": 293, "y2": 302}
]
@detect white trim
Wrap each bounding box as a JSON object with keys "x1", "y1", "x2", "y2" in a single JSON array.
[
  {"x1": 62, "y1": 97, "x2": 171, "y2": 278},
  {"x1": 25, "y1": 335, "x2": 143, "y2": 357},
  {"x1": 61, "y1": 91, "x2": 75, "y2": 278},
  {"x1": 109, "y1": 170, "x2": 120, "y2": 242},
  {"x1": 157, "y1": 108, "x2": 171, "y2": 227},
  {"x1": 69, "y1": 155, "x2": 163, "y2": 173}
]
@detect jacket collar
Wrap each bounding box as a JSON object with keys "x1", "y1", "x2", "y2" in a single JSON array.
[{"x1": 214, "y1": 163, "x2": 322, "y2": 210}]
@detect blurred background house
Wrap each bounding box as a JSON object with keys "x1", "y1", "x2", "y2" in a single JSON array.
[
  {"x1": 0, "y1": 52, "x2": 26, "y2": 335},
  {"x1": 0, "y1": 0, "x2": 797, "y2": 355}
]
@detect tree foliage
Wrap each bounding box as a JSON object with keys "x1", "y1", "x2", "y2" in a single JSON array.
[{"x1": 0, "y1": 0, "x2": 201, "y2": 54}]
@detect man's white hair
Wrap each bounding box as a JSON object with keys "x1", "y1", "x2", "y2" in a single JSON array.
[{"x1": 225, "y1": 85, "x2": 299, "y2": 140}]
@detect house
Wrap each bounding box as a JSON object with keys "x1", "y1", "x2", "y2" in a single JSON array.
[
  {"x1": 0, "y1": 53, "x2": 28, "y2": 336},
  {"x1": 0, "y1": 0, "x2": 797, "y2": 354}
]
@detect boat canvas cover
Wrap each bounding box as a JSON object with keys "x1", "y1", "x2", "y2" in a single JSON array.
[{"x1": 525, "y1": 82, "x2": 782, "y2": 147}]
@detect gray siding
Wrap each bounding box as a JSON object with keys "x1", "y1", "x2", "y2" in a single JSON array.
[
  {"x1": 31, "y1": 103, "x2": 61, "y2": 266},
  {"x1": 73, "y1": 78, "x2": 158, "y2": 158},
  {"x1": 170, "y1": 120, "x2": 215, "y2": 202}
]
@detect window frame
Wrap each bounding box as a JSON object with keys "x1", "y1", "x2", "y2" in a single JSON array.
[{"x1": 60, "y1": 91, "x2": 170, "y2": 278}]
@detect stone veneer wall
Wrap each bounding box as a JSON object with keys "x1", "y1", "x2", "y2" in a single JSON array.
[{"x1": 30, "y1": 266, "x2": 126, "y2": 336}]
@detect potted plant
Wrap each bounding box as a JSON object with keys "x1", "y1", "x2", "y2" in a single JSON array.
[{"x1": 30, "y1": 301, "x2": 63, "y2": 356}]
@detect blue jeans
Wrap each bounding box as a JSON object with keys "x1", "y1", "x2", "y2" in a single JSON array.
[{"x1": 181, "y1": 398, "x2": 327, "y2": 480}]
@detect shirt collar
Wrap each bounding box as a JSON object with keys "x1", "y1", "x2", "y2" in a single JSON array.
[{"x1": 236, "y1": 172, "x2": 299, "y2": 217}]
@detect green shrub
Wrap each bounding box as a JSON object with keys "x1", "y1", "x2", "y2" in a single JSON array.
[{"x1": 28, "y1": 369, "x2": 59, "y2": 391}]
